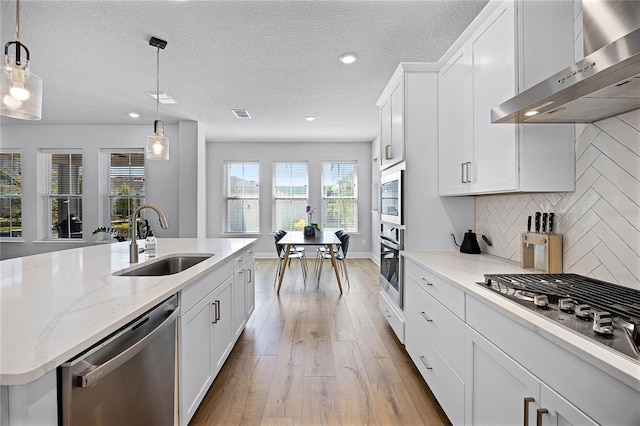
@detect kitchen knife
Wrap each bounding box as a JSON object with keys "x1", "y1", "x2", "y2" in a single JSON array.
[
  {"x1": 527, "y1": 215, "x2": 532, "y2": 232},
  {"x1": 548, "y1": 213, "x2": 555, "y2": 234},
  {"x1": 542, "y1": 213, "x2": 548, "y2": 233},
  {"x1": 535, "y1": 212, "x2": 541, "y2": 233}
]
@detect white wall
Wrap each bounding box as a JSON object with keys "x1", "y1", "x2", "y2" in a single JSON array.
[
  {"x1": 206, "y1": 141, "x2": 373, "y2": 258},
  {"x1": 0, "y1": 123, "x2": 195, "y2": 259}
]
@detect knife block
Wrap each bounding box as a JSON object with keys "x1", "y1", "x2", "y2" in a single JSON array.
[{"x1": 521, "y1": 232, "x2": 563, "y2": 273}]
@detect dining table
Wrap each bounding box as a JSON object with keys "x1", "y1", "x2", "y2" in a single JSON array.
[{"x1": 276, "y1": 231, "x2": 343, "y2": 294}]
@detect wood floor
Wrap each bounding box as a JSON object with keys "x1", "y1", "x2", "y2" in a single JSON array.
[{"x1": 189, "y1": 258, "x2": 451, "y2": 426}]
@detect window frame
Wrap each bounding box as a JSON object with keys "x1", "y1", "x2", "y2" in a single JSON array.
[
  {"x1": 272, "y1": 161, "x2": 309, "y2": 232},
  {"x1": 224, "y1": 161, "x2": 260, "y2": 234},
  {"x1": 321, "y1": 161, "x2": 358, "y2": 233},
  {"x1": 0, "y1": 150, "x2": 22, "y2": 240},
  {"x1": 39, "y1": 149, "x2": 84, "y2": 241},
  {"x1": 99, "y1": 149, "x2": 146, "y2": 241}
]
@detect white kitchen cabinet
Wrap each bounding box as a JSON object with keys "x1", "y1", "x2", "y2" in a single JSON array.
[
  {"x1": 210, "y1": 276, "x2": 233, "y2": 376},
  {"x1": 178, "y1": 245, "x2": 255, "y2": 426},
  {"x1": 438, "y1": 0, "x2": 575, "y2": 196},
  {"x1": 0, "y1": 370, "x2": 57, "y2": 426},
  {"x1": 232, "y1": 249, "x2": 255, "y2": 339},
  {"x1": 379, "y1": 79, "x2": 404, "y2": 170},
  {"x1": 465, "y1": 326, "x2": 598, "y2": 426}
]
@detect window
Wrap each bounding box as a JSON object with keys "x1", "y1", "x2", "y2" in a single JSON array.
[
  {"x1": 322, "y1": 162, "x2": 357, "y2": 232},
  {"x1": 273, "y1": 162, "x2": 308, "y2": 231},
  {"x1": 41, "y1": 151, "x2": 83, "y2": 239},
  {"x1": 224, "y1": 162, "x2": 259, "y2": 233},
  {"x1": 0, "y1": 151, "x2": 22, "y2": 238},
  {"x1": 104, "y1": 151, "x2": 145, "y2": 239}
]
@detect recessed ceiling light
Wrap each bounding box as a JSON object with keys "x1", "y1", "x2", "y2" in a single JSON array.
[
  {"x1": 339, "y1": 53, "x2": 358, "y2": 64},
  {"x1": 128, "y1": 112, "x2": 140, "y2": 118},
  {"x1": 305, "y1": 116, "x2": 316, "y2": 121},
  {"x1": 232, "y1": 109, "x2": 251, "y2": 119},
  {"x1": 524, "y1": 110, "x2": 539, "y2": 117},
  {"x1": 146, "y1": 91, "x2": 177, "y2": 104}
]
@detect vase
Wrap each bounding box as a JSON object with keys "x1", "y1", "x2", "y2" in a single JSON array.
[{"x1": 303, "y1": 225, "x2": 316, "y2": 237}]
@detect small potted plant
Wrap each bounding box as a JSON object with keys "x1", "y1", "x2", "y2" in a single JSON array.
[
  {"x1": 92, "y1": 227, "x2": 127, "y2": 242},
  {"x1": 304, "y1": 205, "x2": 320, "y2": 237}
]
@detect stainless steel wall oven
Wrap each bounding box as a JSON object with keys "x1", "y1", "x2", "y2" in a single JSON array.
[{"x1": 379, "y1": 223, "x2": 404, "y2": 309}]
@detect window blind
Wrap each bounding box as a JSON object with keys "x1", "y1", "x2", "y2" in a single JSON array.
[
  {"x1": 322, "y1": 162, "x2": 357, "y2": 232},
  {"x1": 0, "y1": 151, "x2": 22, "y2": 238},
  {"x1": 272, "y1": 162, "x2": 308, "y2": 231},
  {"x1": 107, "y1": 151, "x2": 145, "y2": 239},
  {"x1": 224, "y1": 162, "x2": 260, "y2": 233}
]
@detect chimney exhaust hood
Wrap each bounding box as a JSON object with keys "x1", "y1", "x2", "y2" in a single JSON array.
[{"x1": 492, "y1": 1, "x2": 640, "y2": 124}]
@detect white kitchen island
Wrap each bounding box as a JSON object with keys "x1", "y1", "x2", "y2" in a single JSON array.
[{"x1": 0, "y1": 238, "x2": 256, "y2": 425}]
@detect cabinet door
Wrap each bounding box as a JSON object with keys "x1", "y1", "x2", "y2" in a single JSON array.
[
  {"x1": 232, "y1": 267, "x2": 247, "y2": 339},
  {"x1": 539, "y1": 384, "x2": 598, "y2": 426},
  {"x1": 179, "y1": 295, "x2": 214, "y2": 426},
  {"x1": 470, "y1": 1, "x2": 518, "y2": 193},
  {"x1": 210, "y1": 276, "x2": 233, "y2": 376},
  {"x1": 390, "y1": 79, "x2": 404, "y2": 165},
  {"x1": 465, "y1": 326, "x2": 540, "y2": 426},
  {"x1": 245, "y1": 258, "x2": 255, "y2": 318},
  {"x1": 439, "y1": 47, "x2": 472, "y2": 195},
  {"x1": 380, "y1": 98, "x2": 392, "y2": 168}
]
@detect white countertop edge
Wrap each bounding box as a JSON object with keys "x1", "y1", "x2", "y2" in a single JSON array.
[
  {"x1": 402, "y1": 250, "x2": 640, "y2": 393},
  {"x1": 0, "y1": 238, "x2": 257, "y2": 386}
]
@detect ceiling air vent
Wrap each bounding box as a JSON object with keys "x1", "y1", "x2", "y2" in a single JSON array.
[{"x1": 231, "y1": 109, "x2": 251, "y2": 119}]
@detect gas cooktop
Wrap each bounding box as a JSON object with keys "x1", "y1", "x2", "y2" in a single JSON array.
[{"x1": 479, "y1": 273, "x2": 640, "y2": 363}]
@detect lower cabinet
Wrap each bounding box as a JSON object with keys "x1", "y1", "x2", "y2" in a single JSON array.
[
  {"x1": 465, "y1": 326, "x2": 597, "y2": 426},
  {"x1": 178, "y1": 247, "x2": 255, "y2": 426}
]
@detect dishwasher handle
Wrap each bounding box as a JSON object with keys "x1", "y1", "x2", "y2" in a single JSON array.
[{"x1": 78, "y1": 307, "x2": 179, "y2": 388}]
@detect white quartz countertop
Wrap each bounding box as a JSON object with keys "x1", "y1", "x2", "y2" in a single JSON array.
[
  {"x1": 402, "y1": 250, "x2": 640, "y2": 392},
  {"x1": 0, "y1": 238, "x2": 255, "y2": 386}
]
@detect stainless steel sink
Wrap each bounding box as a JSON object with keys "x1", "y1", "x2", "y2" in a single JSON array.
[{"x1": 114, "y1": 254, "x2": 214, "y2": 277}]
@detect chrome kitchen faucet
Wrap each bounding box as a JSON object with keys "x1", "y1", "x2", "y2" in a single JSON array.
[{"x1": 129, "y1": 204, "x2": 168, "y2": 263}]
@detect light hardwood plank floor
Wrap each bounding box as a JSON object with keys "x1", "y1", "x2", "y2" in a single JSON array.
[{"x1": 189, "y1": 258, "x2": 451, "y2": 426}]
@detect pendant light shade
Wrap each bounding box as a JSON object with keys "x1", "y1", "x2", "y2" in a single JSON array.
[
  {"x1": 1, "y1": 0, "x2": 42, "y2": 120},
  {"x1": 147, "y1": 37, "x2": 169, "y2": 161}
]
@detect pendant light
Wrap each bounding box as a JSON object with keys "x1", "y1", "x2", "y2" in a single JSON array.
[
  {"x1": 146, "y1": 37, "x2": 169, "y2": 161},
  {"x1": 1, "y1": 0, "x2": 42, "y2": 120}
]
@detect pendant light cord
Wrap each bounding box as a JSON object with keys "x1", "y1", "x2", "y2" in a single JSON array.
[
  {"x1": 15, "y1": 0, "x2": 20, "y2": 41},
  {"x1": 156, "y1": 46, "x2": 160, "y2": 121}
]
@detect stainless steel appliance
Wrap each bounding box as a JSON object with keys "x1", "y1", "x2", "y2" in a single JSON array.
[
  {"x1": 480, "y1": 274, "x2": 640, "y2": 363},
  {"x1": 380, "y1": 223, "x2": 405, "y2": 309},
  {"x1": 492, "y1": 0, "x2": 640, "y2": 124},
  {"x1": 380, "y1": 170, "x2": 403, "y2": 226},
  {"x1": 60, "y1": 295, "x2": 179, "y2": 426}
]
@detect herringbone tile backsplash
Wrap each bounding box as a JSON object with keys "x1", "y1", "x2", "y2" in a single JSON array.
[{"x1": 476, "y1": 110, "x2": 640, "y2": 291}]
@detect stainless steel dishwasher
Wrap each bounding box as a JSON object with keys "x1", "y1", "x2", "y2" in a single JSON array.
[{"x1": 60, "y1": 295, "x2": 179, "y2": 426}]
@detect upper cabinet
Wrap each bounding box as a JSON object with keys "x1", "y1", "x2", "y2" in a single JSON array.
[
  {"x1": 378, "y1": 77, "x2": 405, "y2": 170},
  {"x1": 439, "y1": 0, "x2": 576, "y2": 196}
]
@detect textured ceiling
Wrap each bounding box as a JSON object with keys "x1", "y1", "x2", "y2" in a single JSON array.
[{"x1": 0, "y1": 0, "x2": 488, "y2": 143}]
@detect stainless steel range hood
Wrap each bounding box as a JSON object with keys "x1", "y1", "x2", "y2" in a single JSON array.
[{"x1": 492, "y1": 1, "x2": 640, "y2": 124}]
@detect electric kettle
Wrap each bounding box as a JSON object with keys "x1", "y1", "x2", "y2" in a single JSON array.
[{"x1": 460, "y1": 230, "x2": 481, "y2": 254}]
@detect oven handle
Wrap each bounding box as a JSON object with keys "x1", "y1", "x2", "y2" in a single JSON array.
[{"x1": 379, "y1": 236, "x2": 402, "y2": 251}]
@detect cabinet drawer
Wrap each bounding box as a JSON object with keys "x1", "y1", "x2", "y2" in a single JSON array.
[
  {"x1": 405, "y1": 259, "x2": 465, "y2": 319},
  {"x1": 405, "y1": 278, "x2": 465, "y2": 376},
  {"x1": 405, "y1": 319, "x2": 464, "y2": 426},
  {"x1": 233, "y1": 248, "x2": 255, "y2": 271},
  {"x1": 181, "y1": 261, "x2": 233, "y2": 314},
  {"x1": 379, "y1": 291, "x2": 404, "y2": 343}
]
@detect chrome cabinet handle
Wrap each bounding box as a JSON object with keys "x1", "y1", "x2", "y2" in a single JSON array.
[
  {"x1": 420, "y1": 277, "x2": 433, "y2": 286},
  {"x1": 247, "y1": 269, "x2": 252, "y2": 283},
  {"x1": 466, "y1": 161, "x2": 472, "y2": 182},
  {"x1": 238, "y1": 268, "x2": 245, "y2": 274},
  {"x1": 384, "y1": 310, "x2": 392, "y2": 318},
  {"x1": 419, "y1": 311, "x2": 433, "y2": 322},
  {"x1": 523, "y1": 397, "x2": 535, "y2": 426},
  {"x1": 536, "y1": 408, "x2": 548, "y2": 426},
  {"x1": 385, "y1": 144, "x2": 392, "y2": 160},
  {"x1": 78, "y1": 308, "x2": 179, "y2": 387},
  {"x1": 238, "y1": 256, "x2": 245, "y2": 263},
  {"x1": 418, "y1": 355, "x2": 432, "y2": 370},
  {"x1": 249, "y1": 249, "x2": 255, "y2": 254},
  {"x1": 461, "y1": 162, "x2": 466, "y2": 183}
]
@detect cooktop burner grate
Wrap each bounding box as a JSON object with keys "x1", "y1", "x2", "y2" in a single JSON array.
[{"x1": 483, "y1": 273, "x2": 640, "y2": 322}]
